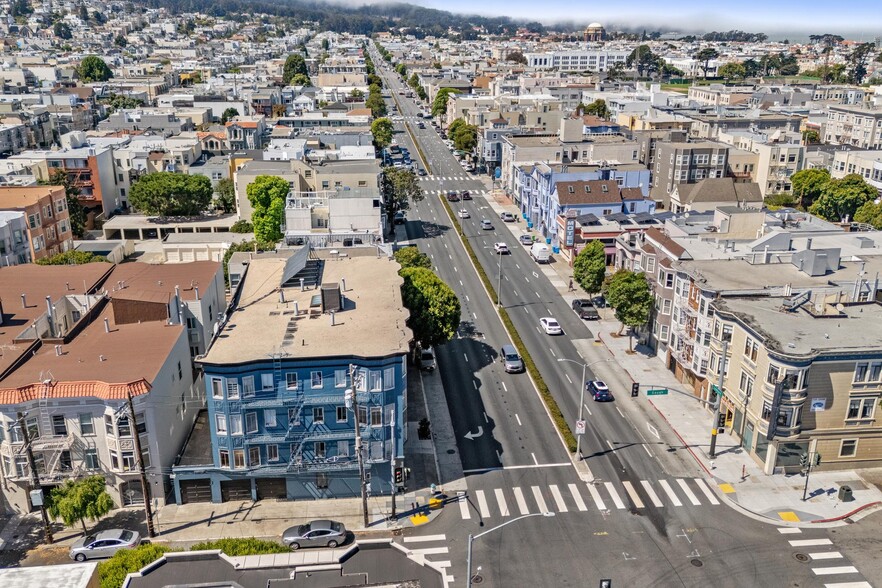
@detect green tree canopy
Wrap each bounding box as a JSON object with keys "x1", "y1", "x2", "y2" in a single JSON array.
[
  {"x1": 77, "y1": 55, "x2": 113, "y2": 83},
  {"x1": 282, "y1": 53, "x2": 308, "y2": 84},
  {"x1": 220, "y1": 107, "x2": 239, "y2": 124},
  {"x1": 98, "y1": 544, "x2": 175, "y2": 588},
  {"x1": 38, "y1": 169, "x2": 85, "y2": 238},
  {"x1": 291, "y1": 73, "x2": 312, "y2": 86},
  {"x1": 572, "y1": 240, "x2": 606, "y2": 295},
  {"x1": 246, "y1": 175, "x2": 289, "y2": 242},
  {"x1": 129, "y1": 172, "x2": 213, "y2": 216},
  {"x1": 407, "y1": 72, "x2": 420, "y2": 89},
  {"x1": 382, "y1": 167, "x2": 423, "y2": 221},
  {"x1": 213, "y1": 177, "x2": 236, "y2": 213},
  {"x1": 230, "y1": 219, "x2": 253, "y2": 233},
  {"x1": 854, "y1": 201, "x2": 882, "y2": 229},
  {"x1": 452, "y1": 122, "x2": 478, "y2": 152},
  {"x1": 36, "y1": 250, "x2": 108, "y2": 265},
  {"x1": 791, "y1": 168, "x2": 830, "y2": 209},
  {"x1": 365, "y1": 85, "x2": 387, "y2": 118},
  {"x1": 603, "y1": 269, "x2": 652, "y2": 350},
  {"x1": 694, "y1": 47, "x2": 720, "y2": 78},
  {"x1": 582, "y1": 99, "x2": 611, "y2": 119},
  {"x1": 394, "y1": 247, "x2": 432, "y2": 270},
  {"x1": 431, "y1": 88, "x2": 457, "y2": 118},
  {"x1": 718, "y1": 62, "x2": 746, "y2": 81},
  {"x1": 189, "y1": 538, "x2": 289, "y2": 555},
  {"x1": 626, "y1": 45, "x2": 663, "y2": 78},
  {"x1": 46, "y1": 475, "x2": 115, "y2": 533},
  {"x1": 53, "y1": 21, "x2": 72, "y2": 39},
  {"x1": 801, "y1": 129, "x2": 820, "y2": 144},
  {"x1": 371, "y1": 117, "x2": 394, "y2": 149},
  {"x1": 809, "y1": 174, "x2": 877, "y2": 222},
  {"x1": 399, "y1": 266, "x2": 460, "y2": 348}
]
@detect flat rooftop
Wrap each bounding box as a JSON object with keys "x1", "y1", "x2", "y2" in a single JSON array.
[
  {"x1": 716, "y1": 298, "x2": 882, "y2": 357},
  {"x1": 201, "y1": 254, "x2": 410, "y2": 365},
  {"x1": 0, "y1": 562, "x2": 98, "y2": 588}
]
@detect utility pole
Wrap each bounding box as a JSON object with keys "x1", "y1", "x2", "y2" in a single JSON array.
[
  {"x1": 349, "y1": 364, "x2": 370, "y2": 527},
  {"x1": 709, "y1": 340, "x2": 728, "y2": 458},
  {"x1": 126, "y1": 392, "x2": 156, "y2": 538},
  {"x1": 17, "y1": 412, "x2": 53, "y2": 544},
  {"x1": 390, "y1": 407, "x2": 396, "y2": 521}
]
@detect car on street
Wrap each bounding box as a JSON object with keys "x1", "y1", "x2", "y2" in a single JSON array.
[
  {"x1": 393, "y1": 211, "x2": 406, "y2": 225},
  {"x1": 500, "y1": 211, "x2": 516, "y2": 222},
  {"x1": 417, "y1": 167, "x2": 427, "y2": 176},
  {"x1": 446, "y1": 191, "x2": 460, "y2": 202},
  {"x1": 419, "y1": 346, "x2": 436, "y2": 371},
  {"x1": 500, "y1": 344, "x2": 524, "y2": 373},
  {"x1": 461, "y1": 191, "x2": 472, "y2": 200},
  {"x1": 571, "y1": 299, "x2": 600, "y2": 320},
  {"x1": 417, "y1": 122, "x2": 425, "y2": 129},
  {"x1": 480, "y1": 219, "x2": 493, "y2": 230},
  {"x1": 587, "y1": 380, "x2": 614, "y2": 401},
  {"x1": 458, "y1": 209, "x2": 470, "y2": 218},
  {"x1": 70, "y1": 529, "x2": 141, "y2": 561},
  {"x1": 494, "y1": 242, "x2": 509, "y2": 254},
  {"x1": 519, "y1": 234, "x2": 534, "y2": 246},
  {"x1": 282, "y1": 520, "x2": 348, "y2": 550},
  {"x1": 539, "y1": 317, "x2": 562, "y2": 335}
]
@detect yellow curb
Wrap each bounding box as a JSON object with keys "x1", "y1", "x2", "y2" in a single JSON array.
[
  {"x1": 719, "y1": 483, "x2": 736, "y2": 494},
  {"x1": 409, "y1": 513, "x2": 430, "y2": 525},
  {"x1": 778, "y1": 511, "x2": 800, "y2": 522}
]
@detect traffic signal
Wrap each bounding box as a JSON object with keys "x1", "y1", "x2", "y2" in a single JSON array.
[
  {"x1": 631, "y1": 382, "x2": 640, "y2": 397},
  {"x1": 394, "y1": 466, "x2": 404, "y2": 485},
  {"x1": 799, "y1": 453, "x2": 808, "y2": 468}
]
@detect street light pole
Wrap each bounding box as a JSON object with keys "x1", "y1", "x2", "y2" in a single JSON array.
[
  {"x1": 557, "y1": 358, "x2": 614, "y2": 459},
  {"x1": 709, "y1": 340, "x2": 729, "y2": 459},
  {"x1": 348, "y1": 364, "x2": 370, "y2": 527},
  {"x1": 466, "y1": 512, "x2": 555, "y2": 588}
]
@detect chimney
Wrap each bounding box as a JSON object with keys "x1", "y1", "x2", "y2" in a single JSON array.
[
  {"x1": 330, "y1": 311, "x2": 336, "y2": 326},
  {"x1": 104, "y1": 318, "x2": 110, "y2": 333},
  {"x1": 21, "y1": 294, "x2": 26, "y2": 308},
  {"x1": 764, "y1": 245, "x2": 770, "y2": 263},
  {"x1": 294, "y1": 301, "x2": 299, "y2": 315},
  {"x1": 194, "y1": 287, "x2": 200, "y2": 301},
  {"x1": 300, "y1": 277, "x2": 305, "y2": 291},
  {"x1": 341, "y1": 277, "x2": 346, "y2": 292},
  {"x1": 279, "y1": 290, "x2": 286, "y2": 304},
  {"x1": 55, "y1": 345, "x2": 62, "y2": 356}
]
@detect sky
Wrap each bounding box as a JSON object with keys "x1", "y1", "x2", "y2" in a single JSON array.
[{"x1": 401, "y1": 0, "x2": 882, "y2": 39}]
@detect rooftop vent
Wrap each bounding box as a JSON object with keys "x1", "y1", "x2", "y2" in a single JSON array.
[{"x1": 321, "y1": 283, "x2": 342, "y2": 313}]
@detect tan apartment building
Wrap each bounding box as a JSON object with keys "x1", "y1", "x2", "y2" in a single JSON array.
[
  {"x1": 824, "y1": 105, "x2": 882, "y2": 149},
  {"x1": 0, "y1": 186, "x2": 73, "y2": 261}
]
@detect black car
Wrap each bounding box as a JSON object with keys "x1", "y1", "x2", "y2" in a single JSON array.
[
  {"x1": 446, "y1": 191, "x2": 460, "y2": 202},
  {"x1": 461, "y1": 190, "x2": 472, "y2": 200},
  {"x1": 572, "y1": 299, "x2": 600, "y2": 320},
  {"x1": 586, "y1": 380, "x2": 614, "y2": 402}
]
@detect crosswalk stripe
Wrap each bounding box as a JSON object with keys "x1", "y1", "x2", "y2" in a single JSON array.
[
  {"x1": 568, "y1": 483, "x2": 588, "y2": 511},
  {"x1": 823, "y1": 582, "x2": 873, "y2": 588},
  {"x1": 790, "y1": 539, "x2": 833, "y2": 547},
  {"x1": 495, "y1": 488, "x2": 510, "y2": 517},
  {"x1": 587, "y1": 484, "x2": 606, "y2": 510},
  {"x1": 549, "y1": 484, "x2": 568, "y2": 512},
  {"x1": 604, "y1": 482, "x2": 626, "y2": 509},
  {"x1": 640, "y1": 481, "x2": 664, "y2": 507},
  {"x1": 777, "y1": 527, "x2": 803, "y2": 534},
  {"x1": 403, "y1": 534, "x2": 446, "y2": 543},
  {"x1": 812, "y1": 567, "x2": 859, "y2": 576},
  {"x1": 694, "y1": 478, "x2": 721, "y2": 505},
  {"x1": 513, "y1": 487, "x2": 530, "y2": 515},
  {"x1": 410, "y1": 546, "x2": 449, "y2": 555},
  {"x1": 532, "y1": 486, "x2": 550, "y2": 513},
  {"x1": 622, "y1": 481, "x2": 644, "y2": 509},
  {"x1": 677, "y1": 479, "x2": 702, "y2": 506},
  {"x1": 810, "y1": 552, "x2": 844, "y2": 560},
  {"x1": 658, "y1": 479, "x2": 683, "y2": 506},
  {"x1": 459, "y1": 493, "x2": 471, "y2": 519},
  {"x1": 476, "y1": 490, "x2": 491, "y2": 519}
]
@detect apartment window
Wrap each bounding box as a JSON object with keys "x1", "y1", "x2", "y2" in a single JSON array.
[
  {"x1": 52, "y1": 415, "x2": 67, "y2": 436},
  {"x1": 659, "y1": 324, "x2": 669, "y2": 342},
  {"x1": 261, "y1": 373, "x2": 274, "y2": 390},
  {"x1": 242, "y1": 376, "x2": 255, "y2": 398},
  {"x1": 370, "y1": 406, "x2": 383, "y2": 427},
  {"x1": 110, "y1": 451, "x2": 119, "y2": 470},
  {"x1": 645, "y1": 256, "x2": 655, "y2": 273},
  {"x1": 79, "y1": 413, "x2": 94, "y2": 435},
  {"x1": 721, "y1": 325, "x2": 733, "y2": 343},
  {"x1": 744, "y1": 338, "x2": 759, "y2": 363},
  {"x1": 316, "y1": 473, "x2": 329, "y2": 489},
  {"x1": 311, "y1": 371, "x2": 323, "y2": 389},
  {"x1": 839, "y1": 439, "x2": 858, "y2": 458},
  {"x1": 226, "y1": 379, "x2": 240, "y2": 400},
  {"x1": 314, "y1": 441, "x2": 326, "y2": 459},
  {"x1": 216, "y1": 414, "x2": 227, "y2": 434},
  {"x1": 211, "y1": 378, "x2": 224, "y2": 399},
  {"x1": 117, "y1": 415, "x2": 131, "y2": 437},
  {"x1": 230, "y1": 415, "x2": 243, "y2": 435},
  {"x1": 105, "y1": 414, "x2": 114, "y2": 435},
  {"x1": 337, "y1": 440, "x2": 349, "y2": 457},
  {"x1": 854, "y1": 363, "x2": 869, "y2": 383},
  {"x1": 233, "y1": 449, "x2": 246, "y2": 468},
  {"x1": 286, "y1": 373, "x2": 298, "y2": 390},
  {"x1": 767, "y1": 365, "x2": 781, "y2": 384},
  {"x1": 870, "y1": 364, "x2": 882, "y2": 382},
  {"x1": 335, "y1": 369, "x2": 347, "y2": 388},
  {"x1": 847, "y1": 398, "x2": 875, "y2": 420},
  {"x1": 264, "y1": 409, "x2": 277, "y2": 427},
  {"x1": 739, "y1": 370, "x2": 754, "y2": 398},
  {"x1": 84, "y1": 449, "x2": 99, "y2": 470},
  {"x1": 383, "y1": 367, "x2": 395, "y2": 390},
  {"x1": 313, "y1": 407, "x2": 324, "y2": 424},
  {"x1": 267, "y1": 444, "x2": 279, "y2": 462},
  {"x1": 358, "y1": 405, "x2": 367, "y2": 426},
  {"x1": 337, "y1": 406, "x2": 348, "y2": 423},
  {"x1": 122, "y1": 451, "x2": 136, "y2": 471},
  {"x1": 762, "y1": 401, "x2": 772, "y2": 421},
  {"x1": 249, "y1": 446, "x2": 260, "y2": 467},
  {"x1": 245, "y1": 412, "x2": 258, "y2": 434},
  {"x1": 219, "y1": 449, "x2": 230, "y2": 467},
  {"x1": 288, "y1": 408, "x2": 300, "y2": 426},
  {"x1": 370, "y1": 371, "x2": 382, "y2": 391}
]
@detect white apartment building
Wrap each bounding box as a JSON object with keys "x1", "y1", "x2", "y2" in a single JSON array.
[
  {"x1": 825, "y1": 105, "x2": 882, "y2": 149},
  {"x1": 831, "y1": 150, "x2": 882, "y2": 193},
  {"x1": 524, "y1": 49, "x2": 629, "y2": 72}
]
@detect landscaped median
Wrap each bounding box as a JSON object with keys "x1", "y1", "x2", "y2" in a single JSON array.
[{"x1": 437, "y1": 196, "x2": 577, "y2": 453}]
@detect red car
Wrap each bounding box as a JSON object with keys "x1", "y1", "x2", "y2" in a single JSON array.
[
  {"x1": 461, "y1": 190, "x2": 472, "y2": 200},
  {"x1": 446, "y1": 191, "x2": 460, "y2": 202}
]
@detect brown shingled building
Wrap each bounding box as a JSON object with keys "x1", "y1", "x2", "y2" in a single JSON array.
[{"x1": 0, "y1": 186, "x2": 74, "y2": 262}]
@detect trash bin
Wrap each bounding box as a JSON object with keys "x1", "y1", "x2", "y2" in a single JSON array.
[{"x1": 838, "y1": 485, "x2": 854, "y2": 502}]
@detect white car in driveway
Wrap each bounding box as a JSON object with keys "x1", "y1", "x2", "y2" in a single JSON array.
[
  {"x1": 539, "y1": 317, "x2": 562, "y2": 335},
  {"x1": 494, "y1": 242, "x2": 509, "y2": 254}
]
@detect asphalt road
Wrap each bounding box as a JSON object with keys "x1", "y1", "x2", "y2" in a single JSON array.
[{"x1": 372, "y1": 51, "x2": 873, "y2": 588}]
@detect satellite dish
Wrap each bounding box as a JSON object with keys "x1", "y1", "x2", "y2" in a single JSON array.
[
  {"x1": 836, "y1": 303, "x2": 845, "y2": 311},
  {"x1": 684, "y1": 212, "x2": 690, "y2": 218}
]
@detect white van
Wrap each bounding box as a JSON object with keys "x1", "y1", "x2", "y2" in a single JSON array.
[{"x1": 530, "y1": 243, "x2": 551, "y2": 263}]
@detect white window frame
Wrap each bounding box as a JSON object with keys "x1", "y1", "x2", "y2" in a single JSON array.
[
  {"x1": 211, "y1": 378, "x2": 224, "y2": 399},
  {"x1": 267, "y1": 444, "x2": 279, "y2": 462},
  {"x1": 335, "y1": 369, "x2": 347, "y2": 388},
  {"x1": 226, "y1": 379, "x2": 240, "y2": 400},
  {"x1": 370, "y1": 371, "x2": 382, "y2": 392},
  {"x1": 839, "y1": 439, "x2": 858, "y2": 458},
  {"x1": 248, "y1": 446, "x2": 260, "y2": 467},
  {"x1": 313, "y1": 407, "x2": 324, "y2": 424},
  {"x1": 311, "y1": 371, "x2": 323, "y2": 389},
  {"x1": 261, "y1": 373, "x2": 274, "y2": 390},
  {"x1": 336, "y1": 406, "x2": 348, "y2": 423},
  {"x1": 370, "y1": 406, "x2": 383, "y2": 427},
  {"x1": 242, "y1": 376, "x2": 255, "y2": 398},
  {"x1": 264, "y1": 409, "x2": 277, "y2": 428},
  {"x1": 245, "y1": 412, "x2": 258, "y2": 434},
  {"x1": 229, "y1": 414, "x2": 243, "y2": 435},
  {"x1": 216, "y1": 413, "x2": 227, "y2": 434},
  {"x1": 383, "y1": 367, "x2": 395, "y2": 390},
  {"x1": 286, "y1": 372, "x2": 298, "y2": 390}
]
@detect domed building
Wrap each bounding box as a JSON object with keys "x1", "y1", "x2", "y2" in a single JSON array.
[{"x1": 584, "y1": 22, "x2": 605, "y2": 42}]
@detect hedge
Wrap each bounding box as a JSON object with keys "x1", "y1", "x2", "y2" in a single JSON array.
[
  {"x1": 98, "y1": 544, "x2": 177, "y2": 588},
  {"x1": 188, "y1": 537, "x2": 290, "y2": 555},
  {"x1": 437, "y1": 196, "x2": 577, "y2": 452}
]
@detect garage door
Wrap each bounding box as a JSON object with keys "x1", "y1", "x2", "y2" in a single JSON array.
[
  {"x1": 181, "y1": 250, "x2": 195, "y2": 262},
  {"x1": 195, "y1": 250, "x2": 209, "y2": 261},
  {"x1": 221, "y1": 479, "x2": 252, "y2": 502},
  {"x1": 256, "y1": 478, "x2": 288, "y2": 500},
  {"x1": 180, "y1": 479, "x2": 212, "y2": 504}
]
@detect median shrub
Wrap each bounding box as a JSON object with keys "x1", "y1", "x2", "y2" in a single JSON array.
[
  {"x1": 188, "y1": 537, "x2": 290, "y2": 555},
  {"x1": 98, "y1": 544, "x2": 177, "y2": 588}
]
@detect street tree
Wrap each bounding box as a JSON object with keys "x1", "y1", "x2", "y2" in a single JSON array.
[
  {"x1": 801, "y1": 129, "x2": 820, "y2": 144},
  {"x1": 448, "y1": 118, "x2": 465, "y2": 137},
  {"x1": 290, "y1": 73, "x2": 311, "y2": 87},
  {"x1": 846, "y1": 42, "x2": 876, "y2": 84},
  {"x1": 282, "y1": 53, "x2": 308, "y2": 84},
  {"x1": 605, "y1": 62, "x2": 625, "y2": 81},
  {"x1": 129, "y1": 172, "x2": 213, "y2": 216},
  {"x1": 77, "y1": 55, "x2": 113, "y2": 82},
  {"x1": 350, "y1": 88, "x2": 365, "y2": 99},
  {"x1": 53, "y1": 21, "x2": 72, "y2": 39},
  {"x1": 38, "y1": 169, "x2": 85, "y2": 238},
  {"x1": 399, "y1": 267, "x2": 461, "y2": 348},
  {"x1": 505, "y1": 50, "x2": 527, "y2": 64},
  {"x1": 382, "y1": 167, "x2": 423, "y2": 224},
  {"x1": 809, "y1": 173, "x2": 877, "y2": 222},
  {"x1": 718, "y1": 62, "x2": 746, "y2": 81},
  {"x1": 452, "y1": 122, "x2": 477, "y2": 152},
  {"x1": 246, "y1": 175, "x2": 289, "y2": 243},
  {"x1": 46, "y1": 475, "x2": 114, "y2": 533},
  {"x1": 213, "y1": 178, "x2": 236, "y2": 213},
  {"x1": 393, "y1": 247, "x2": 432, "y2": 270},
  {"x1": 572, "y1": 240, "x2": 606, "y2": 296},
  {"x1": 742, "y1": 58, "x2": 761, "y2": 77},
  {"x1": 582, "y1": 99, "x2": 610, "y2": 119},
  {"x1": 36, "y1": 250, "x2": 107, "y2": 265},
  {"x1": 854, "y1": 201, "x2": 882, "y2": 229},
  {"x1": 791, "y1": 168, "x2": 830, "y2": 209},
  {"x1": 695, "y1": 48, "x2": 720, "y2": 78},
  {"x1": 626, "y1": 45, "x2": 663, "y2": 78},
  {"x1": 407, "y1": 72, "x2": 420, "y2": 89},
  {"x1": 370, "y1": 117, "x2": 394, "y2": 149},
  {"x1": 220, "y1": 107, "x2": 239, "y2": 124},
  {"x1": 366, "y1": 84, "x2": 387, "y2": 118},
  {"x1": 603, "y1": 269, "x2": 653, "y2": 351},
  {"x1": 431, "y1": 88, "x2": 457, "y2": 120}
]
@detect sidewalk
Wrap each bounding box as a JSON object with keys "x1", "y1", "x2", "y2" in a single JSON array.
[{"x1": 485, "y1": 196, "x2": 882, "y2": 526}]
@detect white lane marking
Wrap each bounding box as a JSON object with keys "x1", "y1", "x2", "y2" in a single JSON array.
[
  {"x1": 513, "y1": 487, "x2": 530, "y2": 515},
  {"x1": 822, "y1": 583, "x2": 872, "y2": 588},
  {"x1": 546, "y1": 307, "x2": 553, "y2": 315},
  {"x1": 531, "y1": 452, "x2": 539, "y2": 465},
  {"x1": 658, "y1": 479, "x2": 683, "y2": 506},
  {"x1": 606, "y1": 439, "x2": 615, "y2": 451},
  {"x1": 449, "y1": 255, "x2": 452, "y2": 260},
  {"x1": 565, "y1": 373, "x2": 572, "y2": 384},
  {"x1": 472, "y1": 381, "x2": 477, "y2": 390},
  {"x1": 677, "y1": 479, "x2": 702, "y2": 506},
  {"x1": 531, "y1": 486, "x2": 549, "y2": 513},
  {"x1": 587, "y1": 484, "x2": 606, "y2": 510},
  {"x1": 466, "y1": 295, "x2": 470, "y2": 302},
  {"x1": 790, "y1": 539, "x2": 833, "y2": 547},
  {"x1": 694, "y1": 478, "x2": 720, "y2": 505},
  {"x1": 460, "y1": 280, "x2": 463, "y2": 286},
  {"x1": 472, "y1": 312, "x2": 477, "y2": 319},
  {"x1": 459, "y1": 493, "x2": 471, "y2": 519},
  {"x1": 444, "y1": 243, "x2": 448, "y2": 248},
  {"x1": 568, "y1": 483, "x2": 588, "y2": 511},
  {"x1": 483, "y1": 412, "x2": 489, "y2": 423},
  {"x1": 476, "y1": 490, "x2": 491, "y2": 519},
  {"x1": 495, "y1": 488, "x2": 510, "y2": 517},
  {"x1": 410, "y1": 546, "x2": 450, "y2": 555},
  {"x1": 641, "y1": 481, "x2": 664, "y2": 507},
  {"x1": 604, "y1": 482, "x2": 626, "y2": 509},
  {"x1": 495, "y1": 449, "x2": 502, "y2": 463},
  {"x1": 464, "y1": 353, "x2": 469, "y2": 363},
  {"x1": 515, "y1": 413, "x2": 522, "y2": 426},
  {"x1": 777, "y1": 527, "x2": 803, "y2": 534},
  {"x1": 453, "y1": 266, "x2": 457, "y2": 272},
  {"x1": 648, "y1": 423, "x2": 660, "y2": 439},
  {"x1": 812, "y1": 567, "x2": 859, "y2": 576},
  {"x1": 810, "y1": 552, "x2": 844, "y2": 560},
  {"x1": 502, "y1": 382, "x2": 508, "y2": 392},
  {"x1": 549, "y1": 348, "x2": 556, "y2": 357},
  {"x1": 524, "y1": 276, "x2": 530, "y2": 282},
  {"x1": 584, "y1": 404, "x2": 593, "y2": 416},
  {"x1": 516, "y1": 264, "x2": 521, "y2": 269},
  {"x1": 616, "y1": 406, "x2": 625, "y2": 418},
  {"x1": 549, "y1": 484, "x2": 568, "y2": 512},
  {"x1": 643, "y1": 444, "x2": 654, "y2": 458},
  {"x1": 535, "y1": 291, "x2": 541, "y2": 299},
  {"x1": 403, "y1": 534, "x2": 447, "y2": 543},
  {"x1": 622, "y1": 481, "x2": 645, "y2": 509}
]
